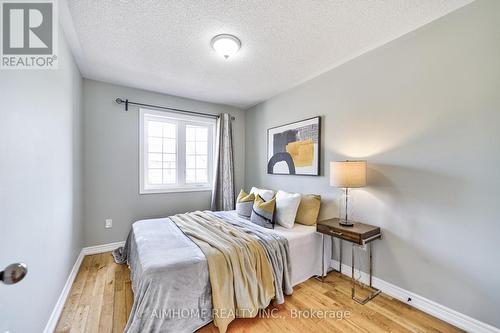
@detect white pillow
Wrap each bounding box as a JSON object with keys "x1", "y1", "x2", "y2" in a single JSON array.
[
  {"x1": 275, "y1": 190, "x2": 301, "y2": 229},
  {"x1": 250, "y1": 187, "x2": 276, "y2": 202}
]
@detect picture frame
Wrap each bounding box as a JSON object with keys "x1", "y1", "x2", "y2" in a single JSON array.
[{"x1": 267, "y1": 116, "x2": 321, "y2": 176}]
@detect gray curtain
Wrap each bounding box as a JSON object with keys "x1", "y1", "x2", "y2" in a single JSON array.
[{"x1": 211, "y1": 113, "x2": 235, "y2": 211}]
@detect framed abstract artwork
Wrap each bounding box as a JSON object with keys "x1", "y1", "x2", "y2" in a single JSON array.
[{"x1": 267, "y1": 116, "x2": 321, "y2": 176}]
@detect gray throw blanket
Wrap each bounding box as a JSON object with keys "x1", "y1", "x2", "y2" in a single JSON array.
[{"x1": 112, "y1": 211, "x2": 292, "y2": 333}]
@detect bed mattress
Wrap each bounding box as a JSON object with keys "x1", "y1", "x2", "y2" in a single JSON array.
[{"x1": 273, "y1": 222, "x2": 326, "y2": 286}]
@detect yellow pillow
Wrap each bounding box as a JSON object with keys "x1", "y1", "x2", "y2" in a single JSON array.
[
  {"x1": 236, "y1": 190, "x2": 255, "y2": 217},
  {"x1": 295, "y1": 194, "x2": 321, "y2": 225},
  {"x1": 250, "y1": 195, "x2": 276, "y2": 229},
  {"x1": 253, "y1": 194, "x2": 276, "y2": 213},
  {"x1": 237, "y1": 189, "x2": 255, "y2": 203}
]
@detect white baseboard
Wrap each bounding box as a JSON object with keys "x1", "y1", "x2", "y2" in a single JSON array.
[
  {"x1": 329, "y1": 259, "x2": 500, "y2": 333},
  {"x1": 82, "y1": 241, "x2": 125, "y2": 255},
  {"x1": 43, "y1": 249, "x2": 84, "y2": 333},
  {"x1": 43, "y1": 241, "x2": 125, "y2": 333}
]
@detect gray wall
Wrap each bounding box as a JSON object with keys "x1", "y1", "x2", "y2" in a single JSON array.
[
  {"x1": 0, "y1": 33, "x2": 83, "y2": 331},
  {"x1": 245, "y1": 0, "x2": 500, "y2": 327},
  {"x1": 82, "y1": 80, "x2": 245, "y2": 246}
]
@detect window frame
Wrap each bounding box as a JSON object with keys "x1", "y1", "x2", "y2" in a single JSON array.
[{"x1": 139, "y1": 108, "x2": 216, "y2": 194}]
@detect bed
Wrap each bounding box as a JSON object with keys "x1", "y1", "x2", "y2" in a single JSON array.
[{"x1": 113, "y1": 210, "x2": 329, "y2": 333}]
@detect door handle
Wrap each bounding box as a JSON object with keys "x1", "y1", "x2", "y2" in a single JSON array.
[{"x1": 0, "y1": 263, "x2": 27, "y2": 285}]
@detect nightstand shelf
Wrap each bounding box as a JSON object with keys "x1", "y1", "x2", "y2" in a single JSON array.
[{"x1": 317, "y1": 218, "x2": 382, "y2": 304}]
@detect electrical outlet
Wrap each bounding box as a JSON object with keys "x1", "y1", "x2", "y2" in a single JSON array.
[{"x1": 105, "y1": 219, "x2": 112, "y2": 229}]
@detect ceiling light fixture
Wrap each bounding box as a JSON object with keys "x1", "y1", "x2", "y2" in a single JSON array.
[{"x1": 210, "y1": 34, "x2": 241, "y2": 60}]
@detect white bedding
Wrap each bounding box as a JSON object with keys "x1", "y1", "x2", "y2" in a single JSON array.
[{"x1": 272, "y1": 223, "x2": 331, "y2": 286}]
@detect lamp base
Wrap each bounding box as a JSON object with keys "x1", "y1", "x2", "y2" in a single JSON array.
[{"x1": 339, "y1": 219, "x2": 354, "y2": 227}]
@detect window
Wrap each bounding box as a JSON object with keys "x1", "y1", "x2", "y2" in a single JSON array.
[{"x1": 140, "y1": 108, "x2": 216, "y2": 193}]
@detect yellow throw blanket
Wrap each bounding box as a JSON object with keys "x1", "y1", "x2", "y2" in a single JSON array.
[{"x1": 170, "y1": 211, "x2": 275, "y2": 333}]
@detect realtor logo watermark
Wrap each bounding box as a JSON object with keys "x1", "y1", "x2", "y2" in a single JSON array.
[{"x1": 1, "y1": 0, "x2": 58, "y2": 69}]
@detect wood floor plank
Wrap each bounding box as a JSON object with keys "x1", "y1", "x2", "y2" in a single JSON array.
[
  {"x1": 86, "y1": 254, "x2": 108, "y2": 332},
  {"x1": 113, "y1": 262, "x2": 128, "y2": 333},
  {"x1": 55, "y1": 256, "x2": 92, "y2": 333},
  {"x1": 98, "y1": 253, "x2": 117, "y2": 333},
  {"x1": 78, "y1": 254, "x2": 100, "y2": 307},
  {"x1": 56, "y1": 252, "x2": 464, "y2": 333},
  {"x1": 69, "y1": 305, "x2": 90, "y2": 333}
]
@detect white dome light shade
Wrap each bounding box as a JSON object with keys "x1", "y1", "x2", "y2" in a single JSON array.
[{"x1": 211, "y1": 34, "x2": 241, "y2": 59}]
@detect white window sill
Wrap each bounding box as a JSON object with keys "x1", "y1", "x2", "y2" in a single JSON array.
[{"x1": 140, "y1": 186, "x2": 212, "y2": 194}]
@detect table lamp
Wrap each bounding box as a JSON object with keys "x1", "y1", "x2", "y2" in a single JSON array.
[{"x1": 330, "y1": 160, "x2": 367, "y2": 226}]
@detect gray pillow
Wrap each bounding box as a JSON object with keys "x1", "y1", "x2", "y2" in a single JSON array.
[{"x1": 235, "y1": 190, "x2": 254, "y2": 217}]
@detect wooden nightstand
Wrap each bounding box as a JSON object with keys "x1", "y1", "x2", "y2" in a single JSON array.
[{"x1": 317, "y1": 218, "x2": 382, "y2": 304}]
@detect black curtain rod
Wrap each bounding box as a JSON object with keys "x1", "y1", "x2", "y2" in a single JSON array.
[{"x1": 115, "y1": 98, "x2": 235, "y2": 120}]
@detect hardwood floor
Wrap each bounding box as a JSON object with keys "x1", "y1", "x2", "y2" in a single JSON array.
[{"x1": 55, "y1": 253, "x2": 463, "y2": 333}]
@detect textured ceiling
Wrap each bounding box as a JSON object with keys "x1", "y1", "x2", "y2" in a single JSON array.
[{"x1": 63, "y1": 0, "x2": 473, "y2": 108}]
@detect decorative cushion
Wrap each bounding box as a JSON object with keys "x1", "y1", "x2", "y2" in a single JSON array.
[
  {"x1": 250, "y1": 187, "x2": 276, "y2": 202},
  {"x1": 275, "y1": 190, "x2": 302, "y2": 229},
  {"x1": 235, "y1": 189, "x2": 255, "y2": 217},
  {"x1": 295, "y1": 194, "x2": 321, "y2": 226},
  {"x1": 250, "y1": 195, "x2": 276, "y2": 229}
]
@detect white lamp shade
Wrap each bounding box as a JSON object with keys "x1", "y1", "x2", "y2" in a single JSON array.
[{"x1": 330, "y1": 161, "x2": 367, "y2": 188}]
